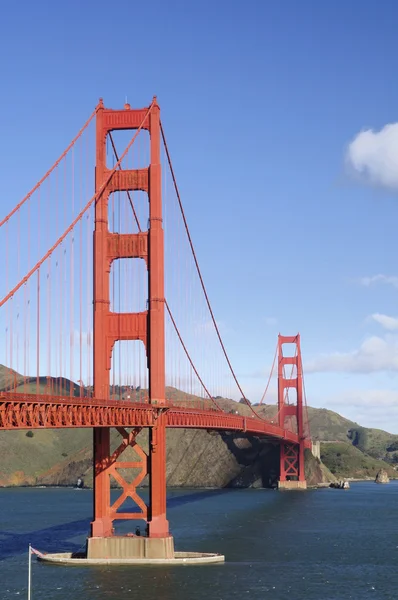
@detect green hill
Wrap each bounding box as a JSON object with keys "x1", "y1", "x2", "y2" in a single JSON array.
[
  {"x1": 320, "y1": 442, "x2": 397, "y2": 480},
  {"x1": 305, "y1": 407, "x2": 398, "y2": 464}
]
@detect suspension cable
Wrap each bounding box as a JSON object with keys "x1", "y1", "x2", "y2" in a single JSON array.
[
  {"x1": 108, "y1": 132, "x2": 141, "y2": 232},
  {"x1": 0, "y1": 101, "x2": 155, "y2": 307},
  {"x1": 299, "y1": 350, "x2": 311, "y2": 439},
  {"x1": 165, "y1": 300, "x2": 222, "y2": 411},
  {"x1": 107, "y1": 118, "x2": 222, "y2": 412},
  {"x1": 0, "y1": 106, "x2": 99, "y2": 228},
  {"x1": 160, "y1": 122, "x2": 260, "y2": 418},
  {"x1": 259, "y1": 342, "x2": 278, "y2": 405}
]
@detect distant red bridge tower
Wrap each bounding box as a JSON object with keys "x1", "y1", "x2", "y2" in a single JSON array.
[{"x1": 277, "y1": 334, "x2": 307, "y2": 490}]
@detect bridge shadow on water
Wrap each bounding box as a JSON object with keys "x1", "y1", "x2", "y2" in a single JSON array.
[{"x1": 0, "y1": 488, "x2": 232, "y2": 561}]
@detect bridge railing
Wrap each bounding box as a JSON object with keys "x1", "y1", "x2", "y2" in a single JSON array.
[{"x1": 0, "y1": 391, "x2": 219, "y2": 412}]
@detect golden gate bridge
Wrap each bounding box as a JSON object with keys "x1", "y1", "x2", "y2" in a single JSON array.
[{"x1": 0, "y1": 98, "x2": 311, "y2": 562}]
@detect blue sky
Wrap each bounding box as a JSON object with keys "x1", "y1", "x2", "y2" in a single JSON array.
[{"x1": 1, "y1": 0, "x2": 398, "y2": 430}]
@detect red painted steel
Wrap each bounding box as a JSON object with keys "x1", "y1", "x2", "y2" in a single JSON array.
[
  {"x1": 147, "y1": 102, "x2": 169, "y2": 538},
  {"x1": 0, "y1": 393, "x2": 156, "y2": 428},
  {"x1": 280, "y1": 443, "x2": 300, "y2": 479},
  {"x1": 278, "y1": 334, "x2": 306, "y2": 482},
  {"x1": 91, "y1": 98, "x2": 169, "y2": 538},
  {"x1": 0, "y1": 99, "x2": 312, "y2": 543},
  {"x1": 0, "y1": 392, "x2": 311, "y2": 450}
]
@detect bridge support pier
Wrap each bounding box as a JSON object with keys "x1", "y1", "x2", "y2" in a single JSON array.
[
  {"x1": 91, "y1": 427, "x2": 113, "y2": 538},
  {"x1": 278, "y1": 441, "x2": 307, "y2": 490},
  {"x1": 278, "y1": 480, "x2": 307, "y2": 490},
  {"x1": 89, "y1": 419, "x2": 174, "y2": 559},
  {"x1": 87, "y1": 535, "x2": 174, "y2": 560}
]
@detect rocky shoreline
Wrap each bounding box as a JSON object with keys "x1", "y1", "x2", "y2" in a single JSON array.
[{"x1": 375, "y1": 468, "x2": 390, "y2": 484}]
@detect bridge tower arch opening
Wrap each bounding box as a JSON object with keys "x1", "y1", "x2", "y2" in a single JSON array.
[{"x1": 277, "y1": 334, "x2": 307, "y2": 490}]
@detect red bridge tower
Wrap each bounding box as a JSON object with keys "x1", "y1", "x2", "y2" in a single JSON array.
[
  {"x1": 89, "y1": 98, "x2": 173, "y2": 559},
  {"x1": 277, "y1": 334, "x2": 307, "y2": 490}
]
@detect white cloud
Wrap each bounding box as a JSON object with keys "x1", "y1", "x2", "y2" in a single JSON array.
[
  {"x1": 359, "y1": 274, "x2": 398, "y2": 288},
  {"x1": 330, "y1": 388, "x2": 398, "y2": 409},
  {"x1": 313, "y1": 388, "x2": 398, "y2": 432},
  {"x1": 305, "y1": 335, "x2": 398, "y2": 373},
  {"x1": 370, "y1": 313, "x2": 398, "y2": 331},
  {"x1": 346, "y1": 123, "x2": 398, "y2": 189}
]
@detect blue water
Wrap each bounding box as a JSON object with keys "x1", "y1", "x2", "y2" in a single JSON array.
[{"x1": 1, "y1": 483, "x2": 398, "y2": 599}]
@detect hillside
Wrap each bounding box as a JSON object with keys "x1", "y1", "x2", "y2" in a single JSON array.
[
  {"x1": 0, "y1": 428, "x2": 334, "y2": 489},
  {"x1": 304, "y1": 407, "x2": 398, "y2": 464},
  {"x1": 0, "y1": 429, "x2": 90, "y2": 486},
  {"x1": 320, "y1": 442, "x2": 397, "y2": 480}
]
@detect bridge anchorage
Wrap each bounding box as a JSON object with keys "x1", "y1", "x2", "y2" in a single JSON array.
[{"x1": 0, "y1": 97, "x2": 311, "y2": 566}]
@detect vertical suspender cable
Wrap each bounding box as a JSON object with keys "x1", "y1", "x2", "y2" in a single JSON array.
[{"x1": 36, "y1": 269, "x2": 40, "y2": 394}]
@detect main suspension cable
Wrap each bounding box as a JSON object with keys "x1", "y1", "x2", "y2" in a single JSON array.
[
  {"x1": 259, "y1": 342, "x2": 278, "y2": 405},
  {"x1": 108, "y1": 132, "x2": 141, "y2": 232},
  {"x1": 299, "y1": 350, "x2": 311, "y2": 439},
  {"x1": 165, "y1": 300, "x2": 222, "y2": 412},
  {"x1": 1, "y1": 101, "x2": 155, "y2": 307},
  {"x1": 0, "y1": 106, "x2": 99, "y2": 228},
  {"x1": 160, "y1": 122, "x2": 262, "y2": 419}
]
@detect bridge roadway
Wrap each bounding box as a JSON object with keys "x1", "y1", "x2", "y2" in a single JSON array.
[{"x1": 0, "y1": 392, "x2": 310, "y2": 447}]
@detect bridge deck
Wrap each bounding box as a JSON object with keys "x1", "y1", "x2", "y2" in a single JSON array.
[{"x1": 0, "y1": 392, "x2": 310, "y2": 446}]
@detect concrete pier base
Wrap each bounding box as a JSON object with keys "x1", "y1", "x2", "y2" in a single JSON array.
[
  {"x1": 87, "y1": 535, "x2": 175, "y2": 560},
  {"x1": 37, "y1": 550, "x2": 225, "y2": 566},
  {"x1": 278, "y1": 480, "x2": 307, "y2": 490},
  {"x1": 35, "y1": 534, "x2": 225, "y2": 566}
]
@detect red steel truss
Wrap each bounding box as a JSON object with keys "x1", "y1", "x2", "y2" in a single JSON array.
[
  {"x1": 0, "y1": 392, "x2": 311, "y2": 449},
  {"x1": 280, "y1": 443, "x2": 300, "y2": 479}
]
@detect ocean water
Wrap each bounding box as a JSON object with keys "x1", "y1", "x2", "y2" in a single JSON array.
[{"x1": 1, "y1": 482, "x2": 398, "y2": 599}]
